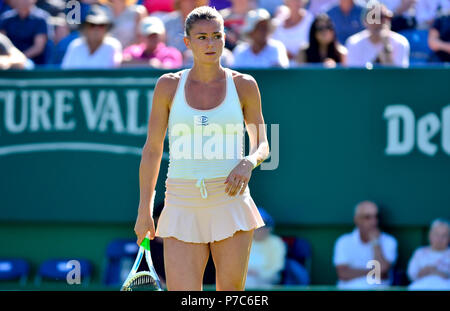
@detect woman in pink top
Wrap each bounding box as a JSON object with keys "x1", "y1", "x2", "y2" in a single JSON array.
[{"x1": 122, "y1": 16, "x2": 182, "y2": 68}]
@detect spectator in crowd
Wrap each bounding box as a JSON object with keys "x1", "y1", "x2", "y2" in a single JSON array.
[
  {"x1": 0, "y1": 32, "x2": 31, "y2": 69},
  {"x1": 220, "y1": 0, "x2": 257, "y2": 50},
  {"x1": 407, "y1": 219, "x2": 450, "y2": 290},
  {"x1": 100, "y1": 0, "x2": 147, "y2": 49},
  {"x1": 307, "y1": 0, "x2": 339, "y2": 15},
  {"x1": 297, "y1": 13, "x2": 347, "y2": 66},
  {"x1": 245, "y1": 207, "x2": 287, "y2": 289},
  {"x1": 271, "y1": 0, "x2": 314, "y2": 65},
  {"x1": 428, "y1": 10, "x2": 450, "y2": 63},
  {"x1": 122, "y1": 16, "x2": 182, "y2": 68},
  {"x1": 232, "y1": 8, "x2": 289, "y2": 68},
  {"x1": 0, "y1": 0, "x2": 48, "y2": 65},
  {"x1": 61, "y1": 5, "x2": 122, "y2": 69},
  {"x1": 326, "y1": 0, "x2": 365, "y2": 45},
  {"x1": 162, "y1": 0, "x2": 208, "y2": 54},
  {"x1": 345, "y1": 3, "x2": 410, "y2": 67},
  {"x1": 333, "y1": 201, "x2": 398, "y2": 289},
  {"x1": 143, "y1": 0, "x2": 174, "y2": 15}
]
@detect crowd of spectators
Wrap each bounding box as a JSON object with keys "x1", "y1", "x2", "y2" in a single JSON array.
[
  {"x1": 0, "y1": 0, "x2": 449, "y2": 70},
  {"x1": 333, "y1": 200, "x2": 450, "y2": 290}
]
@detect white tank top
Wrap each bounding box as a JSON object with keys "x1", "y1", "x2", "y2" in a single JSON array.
[{"x1": 167, "y1": 68, "x2": 245, "y2": 198}]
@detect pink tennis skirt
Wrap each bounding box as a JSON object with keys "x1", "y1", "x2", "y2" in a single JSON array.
[{"x1": 155, "y1": 176, "x2": 265, "y2": 244}]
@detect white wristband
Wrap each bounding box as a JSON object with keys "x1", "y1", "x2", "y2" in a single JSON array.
[{"x1": 244, "y1": 154, "x2": 258, "y2": 169}]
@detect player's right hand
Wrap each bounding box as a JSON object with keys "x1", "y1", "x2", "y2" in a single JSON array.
[{"x1": 134, "y1": 208, "x2": 156, "y2": 245}]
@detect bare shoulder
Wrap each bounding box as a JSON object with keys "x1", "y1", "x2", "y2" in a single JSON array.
[
  {"x1": 154, "y1": 71, "x2": 183, "y2": 102},
  {"x1": 229, "y1": 69, "x2": 260, "y2": 99}
]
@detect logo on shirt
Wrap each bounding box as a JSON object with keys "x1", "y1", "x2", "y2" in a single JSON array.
[{"x1": 194, "y1": 115, "x2": 209, "y2": 126}]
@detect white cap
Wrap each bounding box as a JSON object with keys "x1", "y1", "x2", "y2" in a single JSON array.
[
  {"x1": 241, "y1": 8, "x2": 271, "y2": 35},
  {"x1": 140, "y1": 16, "x2": 165, "y2": 36}
]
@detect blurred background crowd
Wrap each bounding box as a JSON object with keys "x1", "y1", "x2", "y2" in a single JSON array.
[{"x1": 0, "y1": 0, "x2": 449, "y2": 70}]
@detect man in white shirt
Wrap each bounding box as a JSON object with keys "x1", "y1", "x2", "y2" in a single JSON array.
[
  {"x1": 62, "y1": 5, "x2": 122, "y2": 69},
  {"x1": 333, "y1": 201, "x2": 398, "y2": 289},
  {"x1": 345, "y1": 3, "x2": 410, "y2": 67},
  {"x1": 407, "y1": 219, "x2": 450, "y2": 290},
  {"x1": 232, "y1": 8, "x2": 289, "y2": 68}
]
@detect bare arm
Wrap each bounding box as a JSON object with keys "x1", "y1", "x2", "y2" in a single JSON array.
[
  {"x1": 428, "y1": 28, "x2": 450, "y2": 54},
  {"x1": 336, "y1": 265, "x2": 371, "y2": 281},
  {"x1": 224, "y1": 72, "x2": 270, "y2": 197},
  {"x1": 134, "y1": 73, "x2": 178, "y2": 245},
  {"x1": 23, "y1": 34, "x2": 47, "y2": 60},
  {"x1": 238, "y1": 73, "x2": 270, "y2": 168}
]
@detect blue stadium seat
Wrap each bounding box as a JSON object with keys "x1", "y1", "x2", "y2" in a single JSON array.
[
  {"x1": 103, "y1": 239, "x2": 139, "y2": 286},
  {"x1": 399, "y1": 29, "x2": 432, "y2": 65},
  {"x1": 0, "y1": 258, "x2": 30, "y2": 285},
  {"x1": 35, "y1": 258, "x2": 92, "y2": 286},
  {"x1": 280, "y1": 237, "x2": 312, "y2": 285}
]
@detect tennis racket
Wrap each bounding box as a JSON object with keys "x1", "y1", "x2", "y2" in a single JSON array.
[{"x1": 120, "y1": 192, "x2": 162, "y2": 291}]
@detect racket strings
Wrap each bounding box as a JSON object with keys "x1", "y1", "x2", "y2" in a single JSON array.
[{"x1": 127, "y1": 274, "x2": 158, "y2": 290}]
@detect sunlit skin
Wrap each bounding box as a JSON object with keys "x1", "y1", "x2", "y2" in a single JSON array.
[
  {"x1": 429, "y1": 224, "x2": 449, "y2": 251},
  {"x1": 183, "y1": 19, "x2": 225, "y2": 66}
]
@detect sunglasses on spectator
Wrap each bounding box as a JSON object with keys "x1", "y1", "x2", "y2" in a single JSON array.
[
  {"x1": 87, "y1": 23, "x2": 108, "y2": 29},
  {"x1": 316, "y1": 25, "x2": 333, "y2": 32}
]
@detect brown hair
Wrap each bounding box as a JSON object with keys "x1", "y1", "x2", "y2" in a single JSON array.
[{"x1": 184, "y1": 6, "x2": 224, "y2": 37}]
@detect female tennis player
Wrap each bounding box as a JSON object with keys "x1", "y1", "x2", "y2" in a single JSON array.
[{"x1": 134, "y1": 6, "x2": 270, "y2": 291}]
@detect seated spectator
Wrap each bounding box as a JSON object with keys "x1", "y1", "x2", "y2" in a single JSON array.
[
  {"x1": 333, "y1": 201, "x2": 398, "y2": 289},
  {"x1": 245, "y1": 207, "x2": 287, "y2": 289},
  {"x1": 100, "y1": 0, "x2": 147, "y2": 49},
  {"x1": 326, "y1": 0, "x2": 365, "y2": 45},
  {"x1": 417, "y1": 0, "x2": 450, "y2": 29},
  {"x1": 428, "y1": 11, "x2": 450, "y2": 63},
  {"x1": 162, "y1": 0, "x2": 208, "y2": 54},
  {"x1": 232, "y1": 8, "x2": 289, "y2": 68},
  {"x1": 143, "y1": 0, "x2": 174, "y2": 15},
  {"x1": 0, "y1": 32, "x2": 30, "y2": 69},
  {"x1": 307, "y1": 0, "x2": 339, "y2": 15},
  {"x1": 297, "y1": 13, "x2": 347, "y2": 67},
  {"x1": 122, "y1": 16, "x2": 182, "y2": 69},
  {"x1": 0, "y1": 0, "x2": 48, "y2": 65},
  {"x1": 407, "y1": 219, "x2": 450, "y2": 290},
  {"x1": 220, "y1": 0, "x2": 256, "y2": 51},
  {"x1": 345, "y1": 3, "x2": 410, "y2": 67},
  {"x1": 271, "y1": 0, "x2": 314, "y2": 64},
  {"x1": 61, "y1": 5, "x2": 122, "y2": 69}
]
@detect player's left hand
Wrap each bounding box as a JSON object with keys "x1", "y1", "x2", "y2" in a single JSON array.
[{"x1": 224, "y1": 158, "x2": 253, "y2": 196}]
